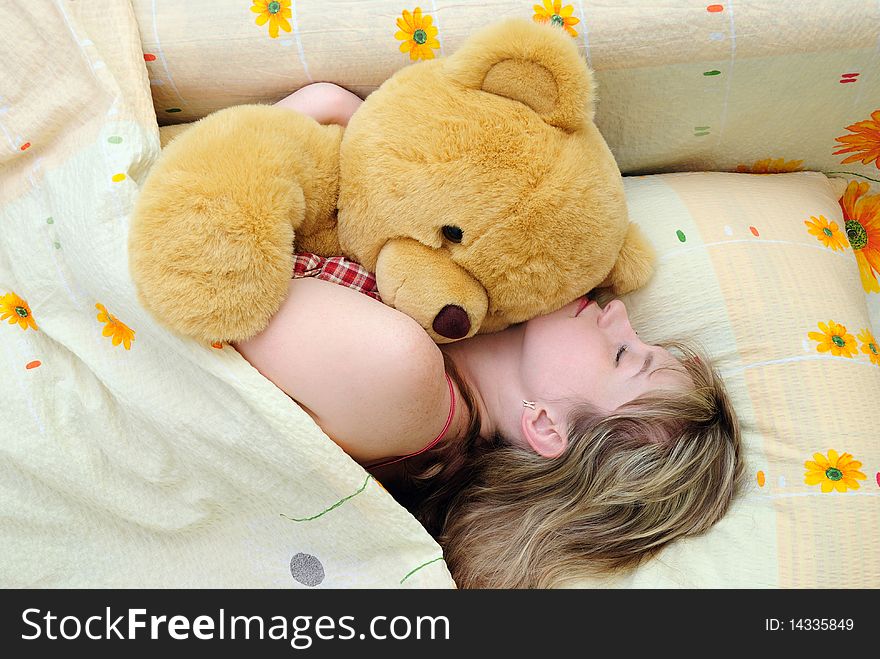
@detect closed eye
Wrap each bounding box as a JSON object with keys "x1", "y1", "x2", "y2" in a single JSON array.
[{"x1": 615, "y1": 345, "x2": 627, "y2": 364}]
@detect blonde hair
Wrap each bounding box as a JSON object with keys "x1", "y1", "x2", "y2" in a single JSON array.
[{"x1": 404, "y1": 340, "x2": 746, "y2": 589}]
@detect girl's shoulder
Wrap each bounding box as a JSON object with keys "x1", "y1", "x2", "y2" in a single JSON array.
[{"x1": 233, "y1": 276, "x2": 450, "y2": 464}]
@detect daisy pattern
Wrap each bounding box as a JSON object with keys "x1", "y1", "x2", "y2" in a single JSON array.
[
  {"x1": 394, "y1": 8, "x2": 440, "y2": 61},
  {"x1": 735, "y1": 157, "x2": 804, "y2": 174},
  {"x1": 838, "y1": 180, "x2": 880, "y2": 293},
  {"x1": 807, "y1": 320, "x2": 858, "y2": 358},
  {"x1": 857, "y1": 328, "x2": 880, "y2": 366},
  {"x1": 0, "y1": 291, "x2": 38, "y2": 331},
  {"x1": 804, "y1": 449, "x2": 867, "y2": 493},
  {"x1": 96, "y1": 303, "x2": 135, "y2": 350},
  {"x1": 250, "y1": 0, "x2": 292, "y2": 39},
  {"x1": 834, "y1": 109, "x2": 880, "y2": 169},
  {"x1": 804, "y1": 215, "x2": 848, "y2": 252},
  {"x1": 533, "y1": 1, "x2": 580, "y2": 38}
]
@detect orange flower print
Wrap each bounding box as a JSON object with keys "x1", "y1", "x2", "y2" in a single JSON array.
[
  {"x1": 735, "y1": 157, "x2": 804, "y2": 174},
  {"x1": 394, "y1": 8, "x2": 440, "y2": 61},
  {"x1": 834, "y1": 109, "x2": 880, "y2": 169},
  {"x1": 0, "y1": 291, "x2": 38, "y2": 331},
  {"x1": 95, "y1": 303, "x2": 135, "y2": 350},
  {"x1": 838, "y1": 180, "x2": 880, "y2": 293},
  {"x1": 804, "y1": 215, "x2": 848, "y2": 251},
  {"x1": 251, "y1": 0, "x2": 292, "y2": 39},
  {"x1": 857, "y1": 328, "x2": 880, "y2": 366},
  {"x1": 533, "y1": 1, "x2": 580, "y2": 37},
  {"x1": 808, "y1": 320, "x2": 858, "y2": 358},
  {"x1": 804, "y1": 449, "x2": 867, "y2": 493}
]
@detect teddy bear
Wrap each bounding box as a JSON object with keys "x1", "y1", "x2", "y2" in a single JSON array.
[{"x1": 128, "y1": 18, "x2": 654, "y2": 345}]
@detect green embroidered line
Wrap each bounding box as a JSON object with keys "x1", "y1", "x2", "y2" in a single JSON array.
[
  {"x1": 400, "y1": 556, "x2": 444, "y2": 585},
  {"x1": 824, "y1": 171, "x2": 880, "y2": 184},
  {"x1": 280, "y1": 475, "x2": 371, "y2": 522}
]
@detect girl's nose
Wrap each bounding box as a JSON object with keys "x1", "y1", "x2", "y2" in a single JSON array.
[
  {"x1": 599, "y1": 299, "x2": 643, "y2": 339},
  {"x1": 597, "y1": 299, "x2": 628, "y2": 331}
]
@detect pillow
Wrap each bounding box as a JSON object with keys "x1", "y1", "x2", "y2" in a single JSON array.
[
  {"x1": 570, "y1": 171, "x2": 880, "y2": 588},
  {"x1": 132, "y1": 0, "x2": 880, "y2": 180}
]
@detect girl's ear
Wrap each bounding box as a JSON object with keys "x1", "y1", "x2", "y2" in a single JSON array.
[{"x1": 520, "y1": 407, "x2": 568, "y2": 458}]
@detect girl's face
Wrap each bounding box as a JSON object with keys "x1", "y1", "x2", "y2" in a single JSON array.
[{"x1": 519, "y1": 296, "x2": 690, "y2": 413}]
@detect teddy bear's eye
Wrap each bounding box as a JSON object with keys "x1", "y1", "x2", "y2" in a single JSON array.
[{"x1": 442, "y1": 225, "x2": 464, "y2": 243}]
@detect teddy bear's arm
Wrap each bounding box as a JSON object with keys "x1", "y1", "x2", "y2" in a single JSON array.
[{"x1": 129, "y1": 105, "x2": 344, "y2": 342}]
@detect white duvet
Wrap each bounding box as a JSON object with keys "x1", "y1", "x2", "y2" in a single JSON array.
[{"x1": 0, "y1": 0, "x2": 453, "y2": 589}]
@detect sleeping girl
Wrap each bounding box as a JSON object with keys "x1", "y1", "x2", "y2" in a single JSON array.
[{"x1": 233, "y1": 82, "x2": 746, "y2": 588}]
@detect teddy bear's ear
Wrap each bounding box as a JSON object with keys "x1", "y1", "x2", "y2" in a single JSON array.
[
  {"x1": 444, "y1": 18, "x2": 594, "y2": 131},
  {"x1": 599, "y1": 222, "x2": 656, "y2": 295}
]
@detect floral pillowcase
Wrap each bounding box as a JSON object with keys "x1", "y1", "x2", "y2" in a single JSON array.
[{"x1": 572, "y1": 171, "x2": 879, "y2": 588}]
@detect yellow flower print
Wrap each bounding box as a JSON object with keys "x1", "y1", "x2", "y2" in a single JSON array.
[
  {"x1": 96, "y1": 303, "x2": 135, "y2": 350},
  {"x1": 804, "y1": 449, "x2": 867, "y2": 493},
  {"x1": 857, "y1": 328, "x2": 880, "y2": 366},
  {"x1": 838, "y1": 180, "x2": 880, "y2": 293},
  {"x1": 735, "y1": 157, "x2": 804, "y2": 174},
  {"x1": 807, "y1": 320, "x2": 858, "y2": 358},
  {"x1": 395, "y1": 8, "x2": 440, "y2": 61},
  {"x1": 533, "y1": 0, "x2": 580, "y2": 38},
  {"x1": 804, "y1": 215, "x2": 848, "y2": 251},
  {"x1": 834, "y1": 109, "x2": 880, "y2": 169},
  {"x1": 0, "y1": 291, "x2": 38, "y2": 331},
  {"x1": 251, "y1": 0, "x2": 292, "y2": 39}
]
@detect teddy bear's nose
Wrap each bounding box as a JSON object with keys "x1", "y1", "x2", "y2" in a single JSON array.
[{"x1": 433, "y1": 305, "x2": 471, "y2": 340}]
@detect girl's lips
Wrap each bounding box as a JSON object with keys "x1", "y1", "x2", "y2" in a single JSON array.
[{"x1": 575, "y1": 296, "x2": 594, "y2": 317}]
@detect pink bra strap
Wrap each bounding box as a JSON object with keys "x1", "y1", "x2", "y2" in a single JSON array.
[{"x1": 367, "y1": 372, "x2": 455, "y2": 469}]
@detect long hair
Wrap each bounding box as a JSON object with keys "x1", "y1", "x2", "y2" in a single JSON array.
[{"x1": 402, "y1": 340, "x2": 746, "y2": 589}]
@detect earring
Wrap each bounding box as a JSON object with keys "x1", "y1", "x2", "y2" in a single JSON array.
[{"x1": 522, "y1": 400, "x2": 536, "y2": 410}]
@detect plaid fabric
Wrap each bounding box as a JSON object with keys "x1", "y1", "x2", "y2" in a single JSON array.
[{"x1": 292, "y1": 252, "x2": 381, "y2": 301}]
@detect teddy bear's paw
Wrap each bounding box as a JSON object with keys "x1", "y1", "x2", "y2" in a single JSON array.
[
  {"x1": 129, "y1": 171, "x2": 302, "y2": 342},
  {"x1": 129, "y1": 219, "x2": 297, "y2": 343},
  {"x1": 127, "y1": 104, "x2": 347, "y2": 342}
]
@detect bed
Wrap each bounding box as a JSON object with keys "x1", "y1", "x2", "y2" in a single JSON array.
[{"x1": 1, "y1": 0, "x2": 877, "y2": 588}]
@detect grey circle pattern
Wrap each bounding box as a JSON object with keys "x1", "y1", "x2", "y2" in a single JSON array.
[{"x1": 289, "y1": 552, "x2": 325, "y2": 587}]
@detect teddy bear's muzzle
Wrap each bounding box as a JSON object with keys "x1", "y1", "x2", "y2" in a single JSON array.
[{"x1": 375, "y1": 238, "x2": 489, "y2": 343}]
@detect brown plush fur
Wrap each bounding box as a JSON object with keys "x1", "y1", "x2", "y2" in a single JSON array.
[
  {"x1": 130, "y1": 106, "x2": 342, "y2": 342},
  {"x1": 129, "y1": 18, "x2": 653, "y2": 344}
]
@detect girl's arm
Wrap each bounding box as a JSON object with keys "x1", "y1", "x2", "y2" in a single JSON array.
[
  {"x1": 232, "y1": 277, "x2": 450, "y2": 465},
  {"x1": 274, "y1": 82, "x2": 363, "y2": 126}
]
